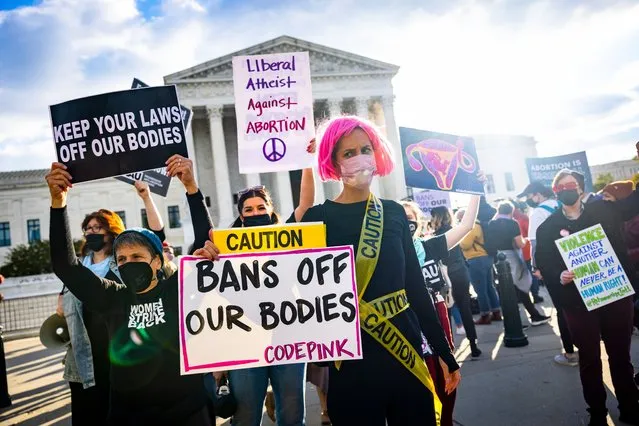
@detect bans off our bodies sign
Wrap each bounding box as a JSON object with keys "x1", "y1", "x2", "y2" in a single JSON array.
[
  {"x1": 178, "y1": 246, "x2": 361, "y2": 374},
  {"x1": 555, "y1": 224, "x2": 634, "y2": 311},
  {"x1": 49, "y1": 86, "x2": 188, "y2": 183},
  {"x1": 232, "y1": 52, "x2": 315, "y2": 174},
  {"x1": 212, "y1": 223, "x2": 327, "y2": 254}
]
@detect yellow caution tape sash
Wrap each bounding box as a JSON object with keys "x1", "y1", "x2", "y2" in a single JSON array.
[
  {"x1": 336, "y1": 193, "x2": 441, "y2": 425},
  {"x1": 212, "y1": 222, "x2": 326, "y2": 254}
]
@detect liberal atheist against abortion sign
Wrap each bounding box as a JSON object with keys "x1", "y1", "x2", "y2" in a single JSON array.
[
  {"x1": 49, "y1": 86, "x2": 188, "y2": 183},
  {"x1": 232, "y1": 52, "x2": 315, "y2": 174}
]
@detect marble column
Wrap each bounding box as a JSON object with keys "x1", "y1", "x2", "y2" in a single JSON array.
[
  {"x1": 380, "y1": 96, "x2": 406, "y2": 200},
  {"x1": 274, "y1": 172, "x2": 295, "y2": 217},
  {"x1": 184, "y1": 120, "x2": 198, "y2": 182},
  {"x1": 355, "y1": 97, "x2": 381, "y2": 196},
  {"x1": 324, "y1": 99, "x2": 344, "y2": 199},
  {"x1": 245, "y1": 173, "x2": 261, "y2": 190},
  {"x1": 207, "y1": 105, "x2": 235, "y2": 227},
  {"x1": 327, "y1": 98, "x2": 343, "y2": 119}
]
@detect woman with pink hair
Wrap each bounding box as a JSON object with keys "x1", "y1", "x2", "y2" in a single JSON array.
[{"x1": 298, "y1": 116, "x2": 461, "y2": 425}]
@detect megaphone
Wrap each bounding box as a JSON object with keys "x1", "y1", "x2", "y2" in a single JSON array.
[{"x1": 39, "y1": 314, "x2": 70, "y2": 349}]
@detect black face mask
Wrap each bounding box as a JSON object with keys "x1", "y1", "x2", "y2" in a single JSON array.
[
  {"x1": 557, "y1": 190, "x2": 580, "y2": 206},
  {"x1": 119, "y1": 262, "x2": 154, "y2": 293},
  {"x1": 243, "y1": 214, "x2": 272, "y2": 227},
  {"x1": 408, "y1": 220, "x2": 418, "y2": 236},
  {"x1": 525, "y1": 198, "x2": 539, "y2": 209},
  {"x1": 85, "y1": 234, "x2": 107, "y2": 252}
]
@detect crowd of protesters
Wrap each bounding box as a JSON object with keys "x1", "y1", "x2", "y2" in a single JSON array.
[{"x1": 0, "y1": 114, "x2": 637, "y2": 426}]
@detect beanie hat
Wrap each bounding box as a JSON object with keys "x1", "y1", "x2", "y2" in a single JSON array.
[
  {"x1": 101, "y1": 210, "x2": 126, "y2": 235},
  {"x1": 114, "y1": 228, "x2": 164, "y2": 266},
  {"x1": 601, "y1": 181, "x2": 635, "y2": 201}
]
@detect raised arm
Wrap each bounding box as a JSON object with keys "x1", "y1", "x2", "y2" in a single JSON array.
[
  {"x1": 135, "y1": 181, "x2": 165, "y2": 235},
  {"x1": 445, "y1": 195, "x2": 479, "y2": 250},
  {"x1": 46, "y1": 163, "x2": 126, "y2": 312},
  {"x1": 401, "y1": 213, "x2": 459, "y2": 373},
  {"x1": 294, "y1": 139, "x2": 316, "y2": 222},
  {"x1": 166, "y1": 155, "x2": 212, "y2": 252}
]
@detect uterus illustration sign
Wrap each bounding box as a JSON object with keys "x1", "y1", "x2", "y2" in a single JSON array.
[{"x1": 400, "y1": 127, "x2": 485, "y2": 195}]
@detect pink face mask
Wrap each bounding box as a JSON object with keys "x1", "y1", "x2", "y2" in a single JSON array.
[{"x1": 339, "y1": 154, "x2": 377, "y2": 189}]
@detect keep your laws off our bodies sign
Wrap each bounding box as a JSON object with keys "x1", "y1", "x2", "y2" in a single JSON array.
[
  {"x1": 232, "y1": 52, "x2": 315, "y2": 174},
  {"x1": 178, "y1": 224, "x2": 362, "y2": 374},
  {"x1": 111, "y1": 78, "x2": 194, "y2": 197},
  {"x1": 556, "y1": 224, "x2": 634, "y2": 311},
  {"x1": 49, "y1": 86, "x2": 188, "y2": 183}
]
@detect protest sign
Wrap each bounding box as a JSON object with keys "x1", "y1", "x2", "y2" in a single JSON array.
[
  {"x1": 525, "y1": 152, "x2": 593, "y2": 192},
  {"x1": 178, "y1": 246, "x2": 361, "y2": 374},
  {"x1": 114, "y1": 168, "x2": 171, "y2": 197},
  {"x1": 50, "y1": 86, "x2": 188, "y2": 183},
  {"x1": 400, "y1": 127, "x2": 484, "y2": 195},
  {"x1": 555, "y1": 224, "x2": 634, "y2": 311},
  {"x1": 131, "y1": 78, "x2": 192, "y2": 130},
  {"x1": 232, "y1": 52, "x2": 315, "y2": 173},
  {"x1": 212, "y1": 222, "x2": 326, "y2": 254},
  {"x1": 413, "y1": 190, "x2": 451, "y2": 216}
]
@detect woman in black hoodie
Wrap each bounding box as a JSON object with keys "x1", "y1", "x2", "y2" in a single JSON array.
[
  {"x1": 430, "y1": 207, "x2": 481, "y2": 358},
  {"x1": 47, "y1": 155, "x2": 217, "y2": 425}
]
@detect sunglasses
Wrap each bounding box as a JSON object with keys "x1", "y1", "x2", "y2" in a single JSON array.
[
  {"x1": 238, "y1": 185, "x2": 266, "y2": 197},
  {"x1": 553, "y1": 182, "x2": 579, "y2": 193}
]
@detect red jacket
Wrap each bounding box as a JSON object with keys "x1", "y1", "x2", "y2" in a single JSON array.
[{"x1": 513, "y1": 209, "x2": 532, "y2": 262}]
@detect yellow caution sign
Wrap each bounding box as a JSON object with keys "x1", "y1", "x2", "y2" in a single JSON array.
[{"x1": 212, "y1": 222, "x2": 326, "y2": 254}]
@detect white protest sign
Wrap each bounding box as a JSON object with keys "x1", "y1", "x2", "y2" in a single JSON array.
[
  {"x1": 232, "y1": 52, "x2": 315, "y2": 174},
  {"x1": 178, "y1": 246, "x2": 361, "y2": 374},
  {"x1": 413, "y1": 190, "x2": 451, "y2": 216},
  {"x1": 555, "y1": 224, "x2": 634, "y2": 311}
]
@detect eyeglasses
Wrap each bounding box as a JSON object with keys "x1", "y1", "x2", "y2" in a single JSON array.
[
  {"x1": 553, "y1": 182, "x2": 579, "y2": 193},
  {"x1": 238, "y1": 185, "x2": 265, "y2": 197},
  {"x1": 83, "y1": 225, "x2": 103, "y2": 234}
]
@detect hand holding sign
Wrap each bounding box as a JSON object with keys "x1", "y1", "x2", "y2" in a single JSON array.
[
  {"x1": 560, "y1": 270, "x2": 576, "y2": 286},
  {"x1": 306, "y1": 138, "x2": 316, "y2": 154},
  {"x1": 46, "y1": 162, "x2": 73, "y2": 208},
  {"x1": 192, "y1": 239, "x2": 220, "y2": 261},
  {"x1": 166, "y1": 154, "x2": 197, "y2": 194},
  {"x1": 134, "y1": 181, "x2": 151, "y2": 200},
  {"x1": 192, "y1": 229, "x2": 221, "y2": 261}
]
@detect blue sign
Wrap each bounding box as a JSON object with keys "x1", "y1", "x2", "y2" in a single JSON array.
[
  {"x1": 525, "y1": 152, "x2": 593, "y2": 192},
  {"x1": 400, "y1": 127, "x2": 485, "y2": 195}
]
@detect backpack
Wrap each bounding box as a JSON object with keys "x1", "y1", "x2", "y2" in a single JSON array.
[{"x1": 478, "y1": 221, "x2": 498, "y2": 258}]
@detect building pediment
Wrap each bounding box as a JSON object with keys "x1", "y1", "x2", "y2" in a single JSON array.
[{"x1": 164, "y1": 35, "x2": 399, "y2": 84}]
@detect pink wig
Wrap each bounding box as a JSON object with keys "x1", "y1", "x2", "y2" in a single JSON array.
[{"x1": 317, "y1": 115, "x2": 395, "y2": 181}]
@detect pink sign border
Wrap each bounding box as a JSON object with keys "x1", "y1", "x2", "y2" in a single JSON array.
[{"x1": 179, "y1": 245, "x2": 360, "y2": 373}]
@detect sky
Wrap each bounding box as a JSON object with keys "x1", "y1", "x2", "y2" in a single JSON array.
[{"x1": 1, "y1": 0, "x2": 638, "y2": 172}]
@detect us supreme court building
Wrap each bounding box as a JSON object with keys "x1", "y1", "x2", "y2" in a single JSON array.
[
  {"x1": 165, "y1": 35, "x2": 406, "y2": 228},
  {"x1": 0, "y1": 35, "x2": 535, "y2": 262}
]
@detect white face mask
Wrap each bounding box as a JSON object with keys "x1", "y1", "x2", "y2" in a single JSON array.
[{"x1": 339, "y1": 155, "x2": 377, "y2": 189}]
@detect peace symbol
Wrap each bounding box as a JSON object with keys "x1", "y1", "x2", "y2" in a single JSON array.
[{"x1": 263, "y1": 138, "x2": 287, "y2": 162}]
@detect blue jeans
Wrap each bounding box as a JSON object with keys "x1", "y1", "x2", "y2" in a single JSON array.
[
  {"x1": 468, "y1": 255, "x2": 501, "y2": 314},
  {"x1": 229, "y1": 364, "x2": 306, "y2": 426},
  {"x1": 525, "y1": 259, "x2": 540, "y2": 297},
  {"x1": 450, "y1": 304, "x2": 463, "y2": 327}
]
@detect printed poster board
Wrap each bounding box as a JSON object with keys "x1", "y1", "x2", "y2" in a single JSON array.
[
  {"x1": 413, "y1": 190, "x2": 451, "y2": 216},
  {"x1": 114, "y1": 168, "x2": 172, "y2": 197},
  {"x1": 525, "y1": 152, "x2": 593, "y2": 192},
  {"x1": 555, "y1": 224, "x2": 634, "y2": 311},
  {"x1": 232, "y1": 52, "x2": 315, "y2": 173},
  {"x1": 50, "y1": 86, "x2": 188, "y2": 183},
  {"x1": 178, "y1": 247, "x2": 362, "y2": 374},
  {"x1": 400, "y1": 127, "x2": 484, "y2": 195}
]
